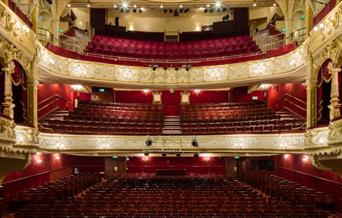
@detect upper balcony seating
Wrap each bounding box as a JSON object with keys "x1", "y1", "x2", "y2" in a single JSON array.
[
  {"x1": 14, "y1": 174, "x2": 334, "y2": 217},
  {"x1": 85, "y1": 34, "x2": 260, "y2": 60},
  {"x1": 40, "y1": 101, "x2": 164, "y2": 135},
  {"x1": 180, "y1": 101, "x2": 305, "y2": 135}
]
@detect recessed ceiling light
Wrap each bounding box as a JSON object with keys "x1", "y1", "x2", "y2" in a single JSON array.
[
  {"x1": 273, "y1": 3, "x2": 277, "y2": 7},
  {"x1": 253, "y1": 3, "x2": 257, "y2": 7},
  {"x1": 133, "y1": 4, "x2": 137, "y2": 8},
  {"x1": 113, "y1": 4, "x2": 117, "y2": 8},
  {"x1": 87, "y1": 4, "x2": 90, "y2": 8},
  {"x1": 206, "y1": 4, "x2": 210, "y2": 8},
  {"x1": 179, "y1": 5, "x2": 183, "y2": 8},
  {"x1": 67, "y1": 4, "x2": 71, "y2": 7},
  {"x1": 160, "y1": 5, "x2": 164, "y2": 9},
  {"x1": 214, "y1": 0, "x2": 222, "y2": 8},
  {"x1": 141, "y1": 7, "x2": 145, "y2": 11}
]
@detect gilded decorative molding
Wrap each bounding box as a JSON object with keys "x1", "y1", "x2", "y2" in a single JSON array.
[
  {"x1": 37, "y1": 44, "x2": 307, "y2": 88},
  {"x1": 0, "y1": 1, "x2": 36, "y2": 64},
  {"x1": 304, "y1": 127, "x2": 329, "y2": 148},
  {"x1": 38, "y1": 132, "x2": 305, "y2": 154},
  {"x1": 14, "y1": 125, "x2": 39, "y2": 151}
]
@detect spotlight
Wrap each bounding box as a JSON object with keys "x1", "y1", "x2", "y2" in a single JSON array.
[
  {"x1": 179, "y1": 5, "x2": 183, "y2": 8},
  {"x1": 133, "y1": 4, "x2": 137, "y2": 8},
  {"x1": 113, "y1": 4, "x2": 117, "y2": 8},
  {"x1": 87, "y1": 4, "x2": 90, "y2": 8},
  {"x1": 253, "y1": 3, "x2": 257, "y2": 7},
  {"x1": 160, "y1": 5, "x2": 164, "y2": 9},
  {"x1": 67, "y1": 4, "x2": 71, "y2": 7},
  {"x1": 191, "y1": 139, "x2": 199, "y2": 147},
  {"x1": 206, "y1": 4, "x2": 210, "y2": 8},
  {"x1": 122, "y1": 1, "x2": 128, "y2": 9},
  {"x1": 145, "y1": 138, "x2": 152, "y2": 146}
]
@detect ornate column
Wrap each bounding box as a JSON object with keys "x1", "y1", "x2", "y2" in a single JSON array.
[
  {"x1": 2, "y1": 62, "x2": 15, "y2": 119},
  {"x1": 26, "y1": 57, "x2": 38, "y2": 127},
  {"x1": 305, "y1": 0, "x2": 314, "y2": 33},
  {"x1": 306, "y1": 51, "x2": 317, "y2": 128},
  {"x1": 328, "y1": 62, "x2": 341, "y2": 121}
]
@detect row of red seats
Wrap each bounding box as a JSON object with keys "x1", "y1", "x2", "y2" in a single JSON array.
[
  {"x1": 15, "y1": 174, "x2": 333, "y2": 217},
  {"x1": 86, "y1": 35, "x2": 260, "y2": 59},
  {"x1": 246, "y1": 171, "x2": 335, "y2": 209},
  {"x1": 8, "y1": 174, "x2": 101, "y2": 213}
]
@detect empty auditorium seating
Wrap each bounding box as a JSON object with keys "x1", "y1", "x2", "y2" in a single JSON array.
[
  {"x1": 181, "y1": 101, "x2": 305, "y2": 134},
  {"x1": 8, "y1": 174, "x2": 100, "y2": 212},
  {"x1": 40, "y1": 101, "x2": 163, "y2": 135},
  {"x1": 85, "y1": 34, "x2": 260, "y2": 60},
  {"x1": 14, "y1": 174, "x2": 334, "y2": 217},
  {"x1": 40, "y1": 101, "x2": 305, "y2": 135},
  {"x1": 246, "y1": 171, "x2": 335, "y2": 209}
]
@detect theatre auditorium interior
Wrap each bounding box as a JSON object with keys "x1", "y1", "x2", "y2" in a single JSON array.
[{"x1": 2, "y1": 0, "x2": 342, "y2": 217}]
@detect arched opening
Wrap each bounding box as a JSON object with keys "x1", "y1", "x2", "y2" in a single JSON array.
[
  {"x1": 11, "y1": 61, "x2": 28, "y2": 124},
  {"x1": 317, "y1": 60, "x2": 332, "y2": 125}
]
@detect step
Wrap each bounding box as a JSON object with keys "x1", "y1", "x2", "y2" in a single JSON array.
[
  {"x1": 164, "y1": 118, "x2": 181, "y2": 122},
  {"x1": 162, "y1": 126, "x2": 182, "y2": 130},
  {"x1": 163, "y1": 121, "x2": 181, "y2": 125},
  {"x1": 162, "y1": 129, "x2": 182, "y2": 134}
]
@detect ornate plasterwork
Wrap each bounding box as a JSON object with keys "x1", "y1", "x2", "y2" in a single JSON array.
[
  {"x1": 14, "y1": 125, "x2": 39, "y2": 151},
  {"x1": 38, "y1": 132, "x2": 305, "y2": 154},
  {"x1": 0, "y1": 1, "x2": 35, "y2": 66},
  {"x1": 37, "y1": 44, "x2": 307, "y2": 88}
]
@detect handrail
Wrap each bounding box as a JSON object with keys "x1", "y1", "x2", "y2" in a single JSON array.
[
  {"x1": 38, "y1": 94, "x2": 72, "y2": 108},
  {"x1": 2, "y1": 167, "x2": 73, "y2": 185},
  {"x1": 276, "y1": 166, "x2": 342, "y2": 186},
  {"x1": 270, "y1": 93, "x2": 306, "y2": 107}
]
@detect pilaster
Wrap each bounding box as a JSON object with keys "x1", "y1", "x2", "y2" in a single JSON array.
[
  {"x1": 1, "y1": 62, "x2": 15, "y2": 119},
  {"x1": 328, "y1": 62, "x2": 341, "y2": 121}
]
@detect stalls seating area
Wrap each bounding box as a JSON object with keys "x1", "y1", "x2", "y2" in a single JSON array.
[
  {"x1": 85, "y1": 34, "x2": 260, "y2": 60},
  {"x1": 14, "y1": 174, "x2": 333, "y2": 217},
  {"x1": 40, "y1": 101, "x2": 164, "y2": 135},
  {"x1": 180, "y1": 101, "x2": 305, "y2": 134},
  {"x1": 246, "y1": 171, "x2": 335, "y2": 209},
  {"x1": 8, "y1": 174, "x2": 101, "y2": 212}
]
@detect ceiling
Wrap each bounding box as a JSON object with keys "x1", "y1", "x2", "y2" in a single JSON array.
[{"x1": 68, "y1": 0, "x2": 277, "y2": 9}]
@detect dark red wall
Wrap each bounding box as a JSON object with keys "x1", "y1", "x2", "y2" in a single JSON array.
[
  {"x1": 232, "y1": 87, "x2": 265, "y2": 102},
  {"x1": 114, "y1": 90, "x2": 153, "y2": 104},
  {"x1": 189, "y1": 91, "x2": 229, "y2": 104},
  {"x1": 274, "y1": 154, "x2": 342, "y2": 210},
  {"x1": 266, "y1": 83, "x2": 307, "y2": 117},
  {"x1": 38, "y1": 84, "x2": 75, "y2": 118},
  {"x1": 127, "y1": 157, "x2": 226, "y2": 175}
]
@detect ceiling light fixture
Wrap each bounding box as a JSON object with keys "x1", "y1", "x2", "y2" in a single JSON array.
[
  {"x1": 114, "y1": 4, "x2": 117, "y2": 8},
  {"x1": 253, "y1": 3, "x2": 257, "y2": 7},
  {"x1": 160, "y1": 5, "x2": 164, "y2": 9},
  {"x1": 179, "y1": 5, "x2": 183, "y2": 8},
  {"x1": 87, "y1": 4, "x2": 90, "y2": 8}
]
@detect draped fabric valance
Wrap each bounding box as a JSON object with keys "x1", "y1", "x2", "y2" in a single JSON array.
[{"x1": 12, "y1": 61, "x2": 27, "y2": 90}]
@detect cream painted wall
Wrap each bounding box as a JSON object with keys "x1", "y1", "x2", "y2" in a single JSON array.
[
  {"x1": 72, "y1": 8, "x2": 90, "y2": 30},
  {"x1": 106, "y1": 9, "x2": 231, "y2": 32}
]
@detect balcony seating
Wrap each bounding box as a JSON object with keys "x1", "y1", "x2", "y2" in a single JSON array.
[
  {"x1": 181, "y1": 101, "x2": 305, "y2": 135},
  {"x1": 85, "y1": 34, "x2": 260, "y2": 60},
  {"x1": 40, "y1": 101, "x2": 164, "y2": 135},
  {"x1": 246, "y1": 171, "x2": 336, "y2": 211},
  {"x1": 8, "y1": 174, "x2": 100, "y2": 212},
  {"x1": 14, "y1": 174, "x2": 334, "y2": 217},
  {"x1": 40, "y1": 101, "x2": 305, "y2": 135}
]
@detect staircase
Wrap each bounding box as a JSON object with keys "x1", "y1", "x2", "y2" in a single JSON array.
[
  {"x1": 275, "y1": 110, "x2": 301, "y2": 120},
  {"x1": 41, "y1": 109, "x2": 69, "y2": 121},
  {"x1": 162, "y1": 116, "x2": 182, "y2": 135}
]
